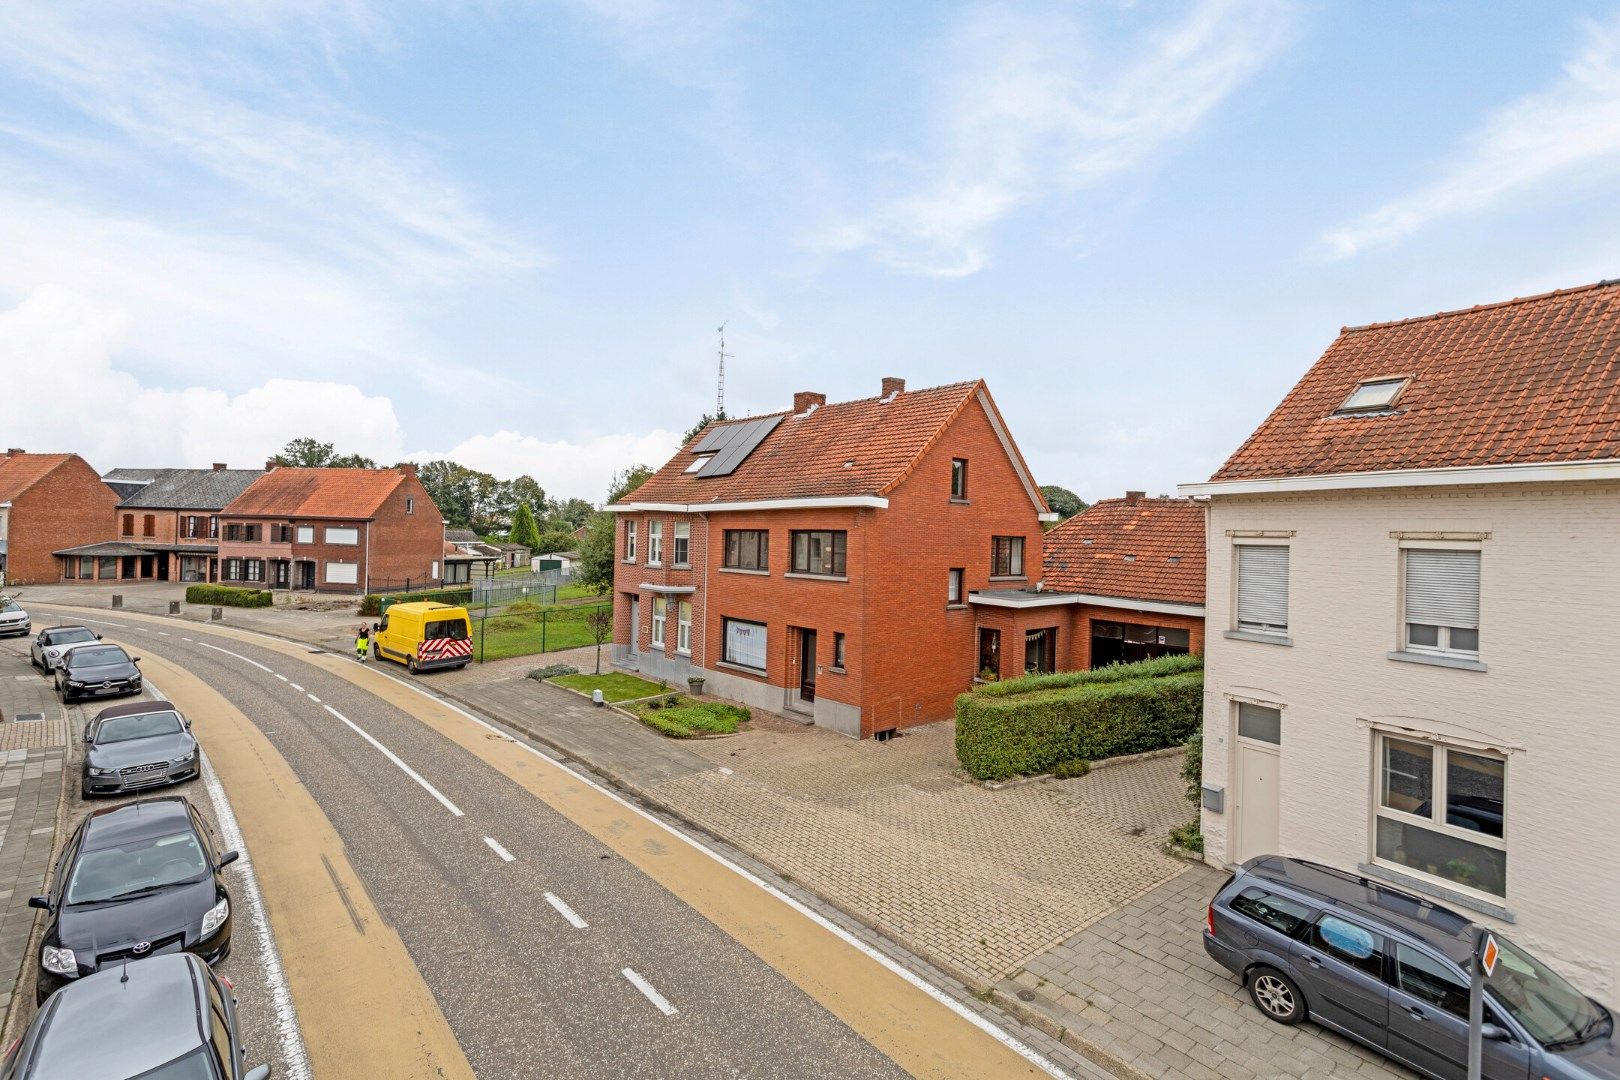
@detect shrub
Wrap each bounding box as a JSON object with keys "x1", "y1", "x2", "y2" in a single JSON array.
[
  {"x1": 485, "y1": 615, "x2": 526, "y2": 632},
  {"x1": 185, "y1": 584, "x2": 272, "y2": 608},
  {"x1": 1182, "y1": 731, "x2": 1203, "y2": 804},
  {"x1": 528, "y1": 663, "x2": 578, "y2": 681},
  {"x1": 1168, "y1": 820, "x2": 1204, "y2": 854},
  {"x1": 506, "y1": 599, "x2": 543, "y2": 615},
  {"x1": 1051, "y1": 758, "x2": 1091, "y2": 779},
  {"x1": 955, "y1": 657, "x2": 1202, "y2": 781},
  {"x1": 360, "y1": 587, "x2": 475, "y2": 617},
  {"x1": 631, "y1": 699, "x2": 749, "y2": 737}
]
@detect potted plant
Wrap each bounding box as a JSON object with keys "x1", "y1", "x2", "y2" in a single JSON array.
[
  {"x1": 687, "y1": 674, "x2": 706, "y2": 695},
  {"x1": 976, "y1": 667, "x2": 999, "y2": 683}
]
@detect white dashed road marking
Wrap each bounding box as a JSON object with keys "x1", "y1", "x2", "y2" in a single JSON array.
[
  {"x1": 622, "y1": 969, "x2": 677, "y2": 1016},
  {"x1": 290, "y1": 683, "x2": 304, "y2": 692},
  {"x1": 321, "y1": 704, "x2": 463, "y2": 817},
  {"x1": 483, "y1": 836, "x2": 515, "y2": 862},
  {"x1": 545, "y1": 892, "x2": 589, "y2": 929},
  {"x1": 198, "y1": 640, "x2": 277, "y2": 675},
  {"x1": 308, "y1": 694, "x2": 320, "y2": 703}
]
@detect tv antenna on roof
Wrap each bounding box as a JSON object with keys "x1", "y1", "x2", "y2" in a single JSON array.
[{"x1": 716, "y1": 322, "x2": 731, "y2": 419}]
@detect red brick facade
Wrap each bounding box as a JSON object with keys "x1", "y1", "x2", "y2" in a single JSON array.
[{"x1": 0, "y1": 453, "x2": 118, "y2": 585}]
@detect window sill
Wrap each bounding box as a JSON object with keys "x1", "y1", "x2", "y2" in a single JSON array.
[
  {"x1": 646, "y1": 561, "x2": 663, "y2": 569},
  {"x1": 1386, "y1": 650, "x2": 1487, "y2": 672},
  {"x1": 784, "y1": 572, "x2": 849, "y2": 583},
  {"x1": 946, "y1": 603, "x2": 969, "y2": 611},
  {"x1": 828, "y1": 666, "x2": 846, "y2": 675},
  {"x1": 716, "y1": 661, "x2": 768, "y2": 678},
  {"x1": 949, "y1": 498, "x2": 970, "y2": 505},
  {"x1": 676, "y1": 649, "x2": 690, "y2": 658},
  {"x1": 622, "y1": 559, "x2": 637, "y2": 565},
  {"x1": 1224, "y1": 630, "x2": 1292, "y2": 646},
  {"x1": 672, "y1": 563, "x2": 691, "y2": 570},
  {"x1": 718, "y1": 566, "x2": 769, "y2": 576},
  {"x1": 1356, "y1": 863, "x2": 1514, "y2": 922},
  {"x1": 987, "y1": 575, "x2": 1026, "y2": 583}
]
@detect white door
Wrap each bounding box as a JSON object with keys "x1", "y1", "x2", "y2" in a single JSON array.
[
  {"x1": 1232, "y1": 703, "x2": 1282, "y2": 862},
  {"x1": 628, "y1": 597, "x2": 640, "y2": 659}
]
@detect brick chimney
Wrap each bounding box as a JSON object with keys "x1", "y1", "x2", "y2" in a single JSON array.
[
  {"x1": 397, "y1": 462, "x2": 418, "y2": 477},
  {"x1": 5, "y1": 448, "x2": 22, "y2": 455},
  {"x1": 212, "y1": 462, "x2": 227, "y2": 471},
  {"x1": 881, "y1": 377, "x2": 905, "y2": 398},
  {"x1": 265, "y1": 458, "x2": 278, "y2": 471},
  {"x1": 793, "y1": 391, "x2": 826, "y2": 414},
  {"x1": 1125, "y1": 490, "x2": 1145, "y2": 504}
]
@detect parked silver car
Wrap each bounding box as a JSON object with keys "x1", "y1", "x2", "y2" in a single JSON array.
[
  {"x1": 30, "y1": 626, "x2": 101, "y2": 672},
  {"x1": 81, "y1": 701, "x2": 200, "y2": 798},
  {"x1": 0, "y1": 596, "x2": 28, "y2": 638}
]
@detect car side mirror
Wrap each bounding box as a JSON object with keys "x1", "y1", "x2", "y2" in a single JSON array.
[
  {"x1": 83, "y1": 724, "x2": 92, "y2": 742},
  {"x1": 217, "y1": 850, "x2": 240, "y2": 868},
  {"x1": 27, "y1": 895, "x2": 49, "y2": 911},
  {"x1": 1479, "y1": 1023, "x2": 1511, "y2": 1042},
  {"x1": 94, "y1": 633, "x2": 102, "y2": 640},
  {"x1": 372, "y1": 621, "x2": 381, "y2": 632},
  {"x1": 244, "y1": 1066, "x2": 272, "y2": 1080},
  {"x1": 132, "y1": 657, "x2": 141, "y2": 663}
]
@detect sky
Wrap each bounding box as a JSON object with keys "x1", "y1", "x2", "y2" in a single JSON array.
[{"x1": 2, "y1": 1, "x2": 1619, "y2": 506}]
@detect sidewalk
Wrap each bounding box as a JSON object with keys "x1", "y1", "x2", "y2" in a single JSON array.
[{"x1": 0, "y1": 642, "x2": 68, "y2": 1037}]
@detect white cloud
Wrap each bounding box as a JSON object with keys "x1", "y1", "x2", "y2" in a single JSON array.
[
  {"x1": 0, "y1": 286, "x2": 405, "y2": 470},
  {"x1": 813, "y1": 0, "x2": 1295, "y2": 276},
  {"x1": 421, "y1": 428, "x2": 684, "y2": 505},
  {"x1": 1323, "y1": 17, "x2": 1620, "y2": 259}
]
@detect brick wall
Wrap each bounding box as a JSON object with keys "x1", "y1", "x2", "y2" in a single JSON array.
[
  {"x1": 8, "y1": 456, "x2": 118, "y2": 584},
  {"x1": 367, "y1": 472, "x2": 445, "y2": 589}
]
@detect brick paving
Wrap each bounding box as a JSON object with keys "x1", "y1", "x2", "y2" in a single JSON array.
[{"x1": 1005, "y1": 868, "x2": 1413, "y2": 1080}]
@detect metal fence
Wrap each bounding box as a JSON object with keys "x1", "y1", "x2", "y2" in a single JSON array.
[{"x1": 470, "y1": 570, "x2": 571, "y2": 607}]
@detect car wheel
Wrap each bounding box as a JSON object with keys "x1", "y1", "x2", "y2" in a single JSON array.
[
  {"x1": 407, "y1": 656, "x2": 418, "y2": 674},
  {"x1": 1247, "y1": 967, "x2": 1306, "y2": 1024},
  {"x1": 81, "y1": 782, "x2": 93, "y2": 799}
]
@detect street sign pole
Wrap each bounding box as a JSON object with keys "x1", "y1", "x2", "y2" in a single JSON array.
[{"x1": 1468, "y1": 930, "x2": 1499, "y2": 1080}]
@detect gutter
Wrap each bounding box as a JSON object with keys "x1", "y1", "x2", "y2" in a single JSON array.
[
  {"x1": 609, "y1": 496, "x2": 889, "y2": 514},
  {"x1": 1178, "y1": 456, "x2": 1620, "y2": 497}
]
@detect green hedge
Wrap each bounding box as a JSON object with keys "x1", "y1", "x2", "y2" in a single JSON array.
[
  {"x1": 956, "y1": 657, "x2": 1203, "y2": 781},
  {"x1": 359, "y1": 587, "x2": 474, "y2": 617},
  {"x1": 185, "y1": 584, "x2": 272, "y2": 608}
]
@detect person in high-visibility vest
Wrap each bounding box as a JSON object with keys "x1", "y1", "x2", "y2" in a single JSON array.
[{"x1": 355, "y1": 626, "x2": 370, "y2": 662}]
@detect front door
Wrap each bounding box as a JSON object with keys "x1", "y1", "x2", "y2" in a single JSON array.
[
  {"x1": 297, "y1": 562, "x2": 316, "y2": 590},
  {"x1": 274, "y1": 561, "x2": 290, "y2": 588},
  {"x1": 1233, "y1": 703, "x2": 1281, "y2": 861},
  {"x1": 628, "y1": 596, "x2": 640, "y2": 658},
  {"x1": 798, "y1": 629, "x2": 817, "y2": 703}
]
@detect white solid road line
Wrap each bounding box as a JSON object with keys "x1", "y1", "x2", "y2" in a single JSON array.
[
  {"x1": 143, "y1": 674, "x2": 311, "y2": 1080},
  {"x1": 198, "y1": 640, "x2": 278, "y2": 675},
  {"x1": 544, "y1": 892, "x2": 589, "y2": 929},
  {"x1": 483, "y1": 836, "x2": 515, "y2": 862},
  {"x1": 621, "y1": 968, "x2": 677, "y2": 1016},
  {"x1": 321, "y1": 704, "x2": 464, "y2": 817}
]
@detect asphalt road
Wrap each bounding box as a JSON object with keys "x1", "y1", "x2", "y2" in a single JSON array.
[{"x1": 67, "y1": 615, "x2": 914, "y2": 1079}]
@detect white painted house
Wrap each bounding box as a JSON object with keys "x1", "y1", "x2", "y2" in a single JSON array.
[{"x1": 1182, "y1": 281, "x2": 1620, "y2": 996}]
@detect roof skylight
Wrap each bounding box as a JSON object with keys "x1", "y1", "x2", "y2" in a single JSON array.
[
  {"x1": 1335, "y1": 377, "x2": 1409, "y2": 415},
  {"x1": 685, "y1": 455, "x2": 714, "y2": 473}
]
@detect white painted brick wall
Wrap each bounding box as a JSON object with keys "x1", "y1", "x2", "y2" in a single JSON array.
[{"x1": 1200, "y1": 480, "x2": 1620, "y2": 996}]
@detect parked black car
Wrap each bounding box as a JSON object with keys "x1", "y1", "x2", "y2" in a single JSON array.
[
  {"x1": 1, "y1": 953, "x2": 270, "y2": 1079},
  {"x1": 1205, "y1": 856, "x2": 1619, "y2": 1079},
  {"x1": 53, "y1": 644, "x2": 141, "y2": 703},
  {"x1": 32, "y1": 797, "x2": 235, "y2": 1003},
  {"x1": 82, "y1": 701, "x2": 200, "y2": 798}
]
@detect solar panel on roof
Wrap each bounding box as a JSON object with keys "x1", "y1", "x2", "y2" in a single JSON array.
[
  {"x1": 692, "y1": 423, "x2": 747, "y2": 453},
  {"x1": 697, "y1": 415, "x2": 782, "y2": 478}
]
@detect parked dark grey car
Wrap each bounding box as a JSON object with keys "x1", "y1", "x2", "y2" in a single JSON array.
[
  {"x1": 1206, "y1": 856, "x2": 1619, "y2": 1079},
  {"x1": 82, "y1": 701, "x2": 199, "y2": 798},
  {"x1": 31, "y1": 797, "x2": 234, "y2": 1003},
  {"x1": 0, "y1": 953, "x2": 269, "y2": 1079},
  {"x1": 53, "y1": 644, "x2": 141, "y2": 703}
]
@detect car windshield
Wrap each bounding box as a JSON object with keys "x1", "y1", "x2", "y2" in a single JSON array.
[
  {"x1": 50, "y1": 628, "x2": 96, "y2": 645},
  {"x1": 96, "y1": 711, "x2": 184, "y2": 744},
  {"x1": 66, "y1": 831, "x2": 209, "y2": 904},
  {"x1": 68, "y1": 646, "x2": 129, "y2": 668},
  {"x1": 424, "y1": 619, "x2": 467, "y2": 641},
  {"x1": 138, "y1": 1046, "x2": 220, "y2": 1079},
  {"x1": 1489, "y1": 935, "x2": 1607, "y2": 1046},
  {"x1": 0, "y1": 599, "x2": 19, "y2": 613}
]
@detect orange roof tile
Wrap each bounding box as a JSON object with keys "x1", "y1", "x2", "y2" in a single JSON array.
[
  {"x1": 1042, "y1": 497, "x2": 1205, "y2": 606},
  {"x1": 1212, "y1": 280, "x2": 1620, "y2": 481},
  {"x1": 224, "y1": 467, "x2": 406, "y2": 519},
  {"x1": 625, "y1": 381, "x2": 1038, "y2": 506},
  {"x1": 0, "y1": 453, "x2": 74, "y2": 503}
]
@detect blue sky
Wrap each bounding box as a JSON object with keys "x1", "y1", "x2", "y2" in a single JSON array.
[{"x1": 2, "y1": 1, "x2": 1618, "y2": 504}]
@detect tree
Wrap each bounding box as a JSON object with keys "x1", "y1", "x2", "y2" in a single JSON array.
[
  {"x1": 607, "y1": 464, "x2": 654, "y2": 504},
  {"x1": 584, "y1": 604, "x2": 615, "y2": 674},
  {"x1": 1040, "y1": 485, "x2": 1087, "y2": 522},
  {"x1": 417, "y1": 460, "x2": 476, "y2": 529},
  {"x1": 509, "y1": 503, "x2": 542, "y2": 549},
  {"x1": 507, "y1": 475, "x2": 546, "y2": 514},
  {"x1": 683, "y1": 410, "x2": 726, "y2": 445},
  {"x1": 534, "y1": 529, "x2": 576, "y2": 555},
  {"x1": 273, "y1": 437, "x2": 378, "y2": 470},
  {"x1": 578, "y1": 513, "x2": 615, "y2": 595}
]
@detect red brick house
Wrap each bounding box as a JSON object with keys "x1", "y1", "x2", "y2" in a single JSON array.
[
  {"x1": 213, "y1": 464, "x2": 444, "y2": 594},
  {"x1": 0, "y1": 451, "x2": 119, "y2": 585},
  {"x1": 971, "y1": 493, "x2": 1206, "y2": 676},
  {"x1": 55, "y1": 465, "x2": 264, "y2": 584},
  {"x1": 608, "y1": 378, "x2": 1054, "y2": 737}
]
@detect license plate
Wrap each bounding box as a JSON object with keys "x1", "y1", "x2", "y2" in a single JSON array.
[{"x1": 94, "y1": 687, "x2": 119, "y2": 696}]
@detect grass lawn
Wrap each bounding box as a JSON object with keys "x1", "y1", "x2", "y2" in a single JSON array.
[
  {"x1": 550, "y1": 672, "x2": 666, "y2": 702},
  {"x1": 470, "y1": 618, "x2": 600, "y2": 660},
  {"x1": 558, "y1": 584, "x2": 601, "y2": 601},
  {"x1": 628, "y1": 698, "x2": 750, "y2": 738}
]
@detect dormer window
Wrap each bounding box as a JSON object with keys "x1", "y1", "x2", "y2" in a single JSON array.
[
  {"x1": 1335, "y1": 377, "x2": 1409, "y2": 415},
  {"x1": 685, "y1": 455, "x2": 714, "y2": 474}
]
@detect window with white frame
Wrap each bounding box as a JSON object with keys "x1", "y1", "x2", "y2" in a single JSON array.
[
  {"x1": 948, "y1": 568, "x2": 964, "y2": 605},
  {"x1": 296, "y1": 525, "x2": 314, "y2": 544},
  {"x1": 1403, "y1": 548, "x2": 1480, "y2": 656},
  {"x1": 1375, "y1": 733, "x2": 1505, "y2": 897},
  {"x1": 325, "y1": 526, "x2": 359, "y2": 546},
  {"x1": 651, "y1": 596, "x2": 667, "y2": 647},
  {"x1": 1235, "y1": 544, "x2": 1289, "y2": 635},
  {"x1": 990, "y1": 536, "x2": 1024, "y2": 577},
  {"x1": 677, "y1": 601, "x2": 692, "y2": 654},
  {"x1": 624, "y1": 521, "x2": 637, "y2": 562},
  {"x1": 325, "y1": 561, "x2": 359, "y2": 585},
  {"x1": 673, "y1": 521, "x2": 691, "y2": 566},
  {"x1": 722, "y1": 617, "x2": 766, "y2": 670},
  {"x1": 647, "y1": 521, "x2": 663, "y2": 564}
]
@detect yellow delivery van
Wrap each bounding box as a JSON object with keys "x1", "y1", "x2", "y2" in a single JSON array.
[{"x1": 372, "y1": 602, "x2": 474, "y2": 673}]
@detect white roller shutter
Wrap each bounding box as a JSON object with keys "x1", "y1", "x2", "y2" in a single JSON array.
[
  {"x1": 1236, "y1": 546, "x2": 1289, "y2": 632},
  {"x1": 1404, "y1": 550, "x2": 1479, "y2": 629},
  {"x1": 324, "y1": 561, "x2": 358, "y2": 585}
]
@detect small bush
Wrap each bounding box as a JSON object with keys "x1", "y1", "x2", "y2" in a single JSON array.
[
  {"x1": 1168, "y1": 820, "x2": 1204, "y2": 854},
  {"x1": 1051, "y1": 758, "x2": 1091, "y2": 779},
  {"x1": 528, "y1": 663, "x2": 578, "y2": 680},
  {"x1": 185, "y1": 584, "x2": 272, "y2": 608},
  {"x1": 1182, "y1": 731, "x2": 1203, "y2": 804},
  {"x1": 360, "y1": 587, "x2": 475, "y2": 617},
  {"x1": 506, "y1": 600, "x2": 543, "y2": 615},
  {"x1": 975, "y1": 653, "x2": 1202, "y2": 698},
  {"x1": 631, "y1": 699, "x2": 749, "y2": 737}
]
